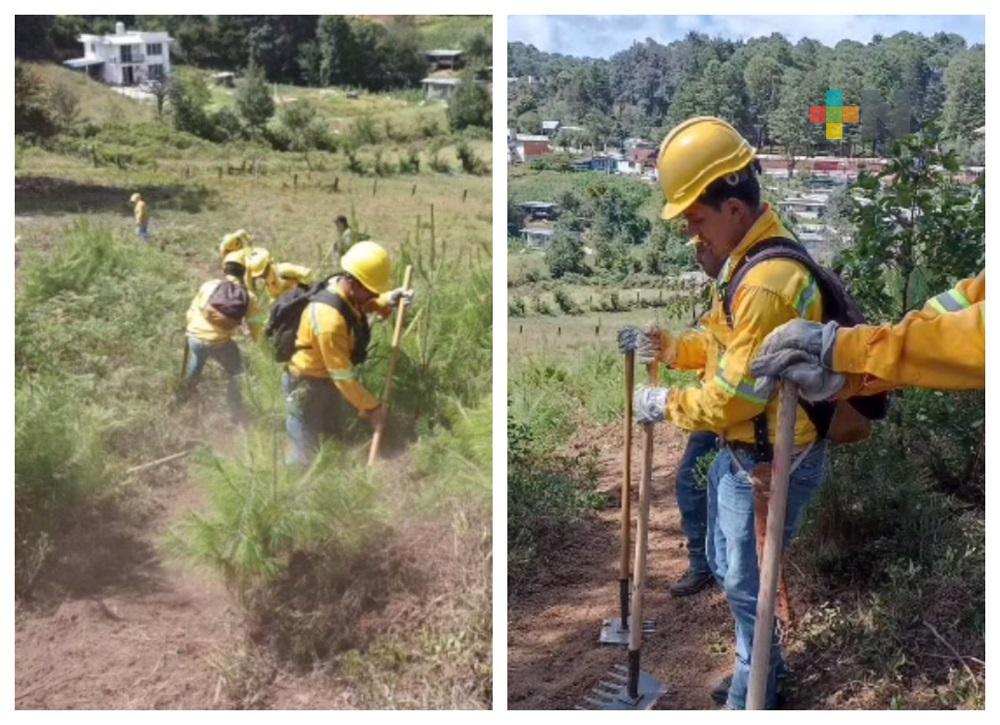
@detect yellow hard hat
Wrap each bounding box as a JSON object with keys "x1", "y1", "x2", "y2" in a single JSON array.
[
  {"x1": 130, "y1": 192, "x2": 142, "y2": 203},
  {"x1": 656, "y1": 116, "x2": 756, "y2": 220},
  {"x1": 219, "y1": 231, "x2": 246, "y2": 257},
  {"x1": 245, "y1": 246, "x2": 273, "y2": 279},
  {"x1": 341, "y1": 241, "x2": 392, "y2": 294}
]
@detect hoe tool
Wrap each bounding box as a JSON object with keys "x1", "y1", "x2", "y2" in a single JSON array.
[
  {"x1": 747, "y1": 381, "x2": 799, "y2": 710},
  {"x1": 367, "y1": 265, "x2": 413, "y2": 466},
  {"x1": 580, "y1": 362, "x2": 666, "y2": 709},
  {"x1": 600, "y1": 349, "x2": 654, "y2": 645}
]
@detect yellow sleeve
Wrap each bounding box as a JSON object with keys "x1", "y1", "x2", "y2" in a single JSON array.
[
  {"x1": 668, "y1": 286, "x2": 796, "y2": 431},
  {"x1": 672, "y1": 327, "x2": 711, "y2": 370},
  {"x1": 833, "y1": 301, "x2": 984, "y2": 393},
  {"x1": 313, "y1": 306, "x2": 380, "y2": 412}
]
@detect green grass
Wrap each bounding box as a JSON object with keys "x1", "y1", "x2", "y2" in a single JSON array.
[{"x1": 16, "y1": 69, "x2": 493, "y2": 706}]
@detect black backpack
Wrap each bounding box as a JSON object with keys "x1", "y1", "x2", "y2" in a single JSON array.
[
  {"x1": 206, "y1": 279, "x2": 250, "y2": 326},
  {"x1": 722, "y1": 237, "x2": 889, "y2": 449},
  {"x1": 265, "y1": 276, "x2": 370, "y2": 365}
]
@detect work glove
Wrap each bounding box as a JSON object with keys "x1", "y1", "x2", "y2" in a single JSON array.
[
  {"x1": 386, "y1": 287, "x2": 415, "y2": 307},
  {"x1": 617, "y1": 325, "x2": 676, "y2": 366},
  {"x1": 751, "y1": 319, "x2": 844, "y2": 402},
  {"x1": 633, "y1": 386, "x2": 669, "y2": 425}
]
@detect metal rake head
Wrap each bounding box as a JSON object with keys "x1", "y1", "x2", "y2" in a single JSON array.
[
  {"x1": 576, "y1": 663, "x2": 667, "y2": 710},
  {"x1": 598, "y1": 617, "x2": 655, "y2": 645}
]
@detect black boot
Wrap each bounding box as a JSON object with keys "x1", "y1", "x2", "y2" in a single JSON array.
[
  {"x1": 711, "y1": 674, "x2": 732, "y2": 706},
  {"x1": 669, "y1": 569, "x2": 715, "y2": 597}
]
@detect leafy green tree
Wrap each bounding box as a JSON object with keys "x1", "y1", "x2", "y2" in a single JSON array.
[
  {"x1": 838, "y1": 126, "x2": 984, "y2": 322},
  {"x1": 235, "y1": 62, "x2": 275, "y2": 131},
  {"x1": 465, "y1": 31, "x2": 492, "y2": 66},
  {"x1": 942, "y1": 48, "x2": 985, "y2": 144},
  {"x1": 545, "y1": 230, "x2": 588, "y2": 279},
  {"x1": 590, "y1": 186, "x2": 651, "y2": 246},
  {"x1": 14, "y1": 62, "x2": 58, "y2": 139},
  {"x1": 167, "y1": 69, "x2": 211, "y2": 137},
  {"x1": 448, "y1": 73, "x2": 492, "y2": 131},
  {"x1": 644, "y1": 221, "x2": 694, "y2": 275}
]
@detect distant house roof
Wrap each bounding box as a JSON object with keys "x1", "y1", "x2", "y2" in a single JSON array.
[
  {"x1": 421, "y1": 77, "x2": 462, "y2": 86},
  {"x1": 629, "y1": 147, "x2": 657, "y2": 165},
  {"x1": 516, "y1": 134, "x2": 550, "y2": 143},
  {"x1": 426, "y1": 49, "x2": 464, "y2": 57},
  {"x1": 522, "y1": 142, "x2": 552, "y2": 156},
  {"x1": 64, "y1": 57, "x2": 104, "y2": 68},
  {"x1": 80, "y1": 31, "x2": 171, "y2": 45},
  {"x1": 542, "y1": 121, "x2": 560, "y2": 130},
  {"x1": 974, "y1": 125, "x2": 986, "y2": 135},
  {"x1": 519, "y1": 202, "x2": 558, "y2": 210}
]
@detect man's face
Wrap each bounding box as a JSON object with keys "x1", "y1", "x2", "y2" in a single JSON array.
[
  {"x1": 347, "y1": 277, "x2": 377, "y2": 307},
  {"x1": 682, "y1": 200, "x2": 747, "y2": 279}
]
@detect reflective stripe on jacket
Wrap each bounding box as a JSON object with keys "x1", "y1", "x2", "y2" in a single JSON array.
[{"x1": 835, "y1": 271, "x2": 985, "y2": 394}]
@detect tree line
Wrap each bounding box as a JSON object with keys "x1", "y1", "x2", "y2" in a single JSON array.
[
  {"x1": 508, "y1": 30, "x2": 984, "y2": 162},
  {"x1": 16, "y1": 15, "x2": 492, "y2": 92}
]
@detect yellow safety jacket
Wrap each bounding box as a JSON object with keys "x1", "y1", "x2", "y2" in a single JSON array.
[
  {"x1": 669, "y1": 311, "x2": 719, "y2": 384},
  {"x1": 288, "y1": 280, "x2": 393, "y2": 413},
  {"x1": 836, "y1": 272, "x2": 985, "y2": 395},
  {"x1": 185, "y1": 275, "x2": 257, "y2": 345},
  {"x1": 134, "y1": 200, "x2": 149, "y2": 224},
  {"x1": 665, "y1": 205, "x2": 824, "y2": 446}
]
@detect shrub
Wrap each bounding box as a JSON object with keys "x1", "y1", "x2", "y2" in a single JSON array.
[
  {"x1": 553, "y1": 288, "x2": 581, "y2": 314},
  {"x1": 456, "y1": 140, "x2": 487, "y2": 175},
  {"x1": 428, "y1": 151, "x2": 451, "y2": 174}
]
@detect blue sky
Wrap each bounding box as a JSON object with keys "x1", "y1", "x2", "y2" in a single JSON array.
[{"x1": 507, "y1": 15, "x2": 985, "y2": 59}]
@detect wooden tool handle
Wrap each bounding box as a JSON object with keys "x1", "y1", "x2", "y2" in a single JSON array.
[
  {"x1": 367, "y1": 265, "x2": 413, "y2": 467},
  {"x1": 620, "y1": 351, "x2": 635, "y2": 580},
  {"x1": 628, "y1": 361, "x2": 659, "y2": 653},
  {"x1": 747, "y1": 381, "x2": 799, "y2": 709}
]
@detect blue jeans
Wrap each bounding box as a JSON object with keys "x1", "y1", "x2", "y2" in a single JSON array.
[
  {"x1": 282, "y1": 371, "x2": 351, "y2": 465},
  {"x1": 707, "y1": 441, "x2": 828, "y2": 709},
  {"x1": 675, "y1": 431, "x2": 719, "y2": 576},
  {"x1": 184, "y1": 336, "x2": 244, "y2": 419},
  {"x1": 137, "y1": 223, "x2": 149, "y2": 242}
]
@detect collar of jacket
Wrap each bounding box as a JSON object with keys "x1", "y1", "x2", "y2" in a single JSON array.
[{"x1": 716, "y1": 204, "x2": 795, "y2": 290}]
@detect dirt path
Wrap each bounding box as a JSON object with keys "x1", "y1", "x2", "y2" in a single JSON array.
[
  {"x1": 508, "y1": 422, "x2": 735, "y2": 710},
  {"x1": 14, "y1": 451, "x2": 241, "y2": 709}
]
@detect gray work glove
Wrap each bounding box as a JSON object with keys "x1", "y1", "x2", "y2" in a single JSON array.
[
  {"x1": 751, "y1": 319, "x2": 844, "y2": 402},
  {"x1": 617, "y1": 325, "x2": 675, "y2": 366},
  {"x1": 633, "y1": 386, "x2": 669, "y2": 425},
  {"x1": 386, "y1": 287, "x2": 415, "y2": 307}
]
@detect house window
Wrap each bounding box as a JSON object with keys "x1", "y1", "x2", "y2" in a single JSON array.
[
  {"x1": 146, "y1": 43, "x2": 162, "y2": 56},
  {"x1": 148, "y1": 64, "x2": 164, "y2": 80},
  {"x1": 120, "y1": 45, "x2": 132, "y2": 63}
]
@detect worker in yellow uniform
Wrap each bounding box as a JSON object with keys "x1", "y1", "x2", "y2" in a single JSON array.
[
  {"x1": 180, "y1": 251, "x2": 259, "y2": 423},
  {"x1": 620, "y1": 116, "x2": 828, "y2": 710},
  {"x1": 130, "y1": 192, "x2": 150, "y2": 242},
  {"x1": 751, "y1": 272, "x2": 984, "y2": 397},
  {"x1": 283, "y1": 241, "x2": 413, "y2": 465},
  {"x1": 244, "y1": 247, "x2": 313, "y2": 339}
]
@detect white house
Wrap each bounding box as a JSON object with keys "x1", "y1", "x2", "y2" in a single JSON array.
[
  {"x1": 421, "y1": 76, "x2": 462, "y2": 101},
  {"x1": 64, "y1": 22, "x2": 173, "y2": 87}
]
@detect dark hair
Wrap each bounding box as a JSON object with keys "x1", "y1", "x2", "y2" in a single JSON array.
[
  {"x1": 335, "y1": 215, "x2": 349, "y2": 226},
  {"x1": 700, "y1": 158, "x2": 763, "y2": 211},
  {"x1": 223, "y1": 262, "x2": 246, "y2": 279}
]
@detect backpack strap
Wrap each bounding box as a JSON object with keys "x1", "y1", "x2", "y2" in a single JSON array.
[
  {"x1": 308, "y1": 277, "x2": 370, "y2": 364},
  {"x1": 721, "y1": 237, "x2": 834, "y2": 453}
]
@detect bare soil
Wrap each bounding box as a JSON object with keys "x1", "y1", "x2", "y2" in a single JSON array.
[
  {"x1": 508, "y1": 422, "x2": 736, "y2": 710},
  {"x1": 15, "y1": 461, "x2": 240, "y2": 709}
]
